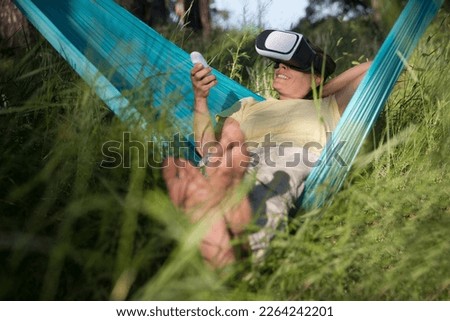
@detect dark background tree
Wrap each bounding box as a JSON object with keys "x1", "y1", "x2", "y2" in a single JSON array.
[
  {"x1": 117, "y1": 0, "x2": 212, "y2": 38},
  {"x1": 116, "y1": 0, "x2": 169, "y2": 26},
  {"x1": 1, "y1": 0, "x2": 214, "y2": 50},
  {"x1": 178, "y1": 0, "x2": 212, "y2": 38},
  {"x1": 0, "y1": 0, "x2": 31, "y2": 48}
]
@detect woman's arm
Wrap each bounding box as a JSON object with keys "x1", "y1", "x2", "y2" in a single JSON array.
[
  {"x1": 191, "y1": 64, "x2": 218, "y2": 156},
  {"x1": 322, "y1": 61, "x2": 372, "y2": 114}
]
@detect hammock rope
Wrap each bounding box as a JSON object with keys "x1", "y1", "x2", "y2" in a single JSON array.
[{"x1": 14, "y1": 0, "x2": 443, "y2": 209}]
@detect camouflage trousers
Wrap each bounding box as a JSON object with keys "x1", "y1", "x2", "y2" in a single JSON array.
[{"x1": 246, "y1": 146, "x2": 319, "y2": 260}]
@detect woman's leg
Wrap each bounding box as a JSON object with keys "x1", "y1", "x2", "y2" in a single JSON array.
[{"x1": 163, "y1": 124, "x2": 252, "y2": 267}]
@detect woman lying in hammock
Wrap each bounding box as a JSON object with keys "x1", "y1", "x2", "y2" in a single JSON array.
[{"x1": 163, "y1": 30, "x2": 371, "y2": 268}]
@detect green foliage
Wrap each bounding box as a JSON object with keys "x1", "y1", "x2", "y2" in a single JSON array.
[
  {"x1": 303, "y1": 0, "x2": 373, "y2": 23},
  {"x1": 294, "y1": 16, "x2": 382, "y2": 73},
  {"x1": 0, "y1": 13, "x2": 449, "y2": 301}
]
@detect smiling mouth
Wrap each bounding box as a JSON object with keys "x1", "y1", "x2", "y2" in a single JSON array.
[{"x1": 276, "y1": 74, "x2": 289, "y2": 80}]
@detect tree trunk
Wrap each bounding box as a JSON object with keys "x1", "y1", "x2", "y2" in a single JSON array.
[
  {"x1": 0, "y1": 0, "x2": 30, "y2": 48},
  {"x1": 184, "y1": 0, "x2": 211, "y2": 38},
  {"x1": 175, "y1": 0, "x2": 185, "y2": 25},
  {"x1": 184, "y1": 0, "x2": 201, "y2": 31},
  {"x1": 370, "y1": 0, "x2": 382, "y2": 25},
  {"x1": 198, "y1": 0, "x2": 211, "y2": 39}
]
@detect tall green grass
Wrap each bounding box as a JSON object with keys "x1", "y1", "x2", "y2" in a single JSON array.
[{"x1": 0, "y1": 14, "x2": 448, "y2": 300}]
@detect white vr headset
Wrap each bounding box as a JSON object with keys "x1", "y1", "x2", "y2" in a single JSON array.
[{"x1": 255, "y1": 30, "x2": 333, "y2": 75}]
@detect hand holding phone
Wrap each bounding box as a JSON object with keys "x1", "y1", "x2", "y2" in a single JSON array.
[{"x1": 190, "y1": 51, "x2": 209, "y2": 68}]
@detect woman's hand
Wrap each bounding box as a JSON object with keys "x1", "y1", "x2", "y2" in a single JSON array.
[
  {"x1": 192, "y1": 64, "x2": 218, "y2": 155},
  {"x1": 191, "y1": 64, "x2": 217, "y2": 100}
]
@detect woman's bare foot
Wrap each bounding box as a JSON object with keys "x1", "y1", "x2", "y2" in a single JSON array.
[{"x1": 163, "y1": 123, "x2": 252, "y2": 267}]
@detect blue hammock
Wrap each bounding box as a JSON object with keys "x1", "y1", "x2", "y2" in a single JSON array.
[
  {"x1": 14, "y1": 0, "x2": 443, "y2": 209},
  {"x1": 13, "y1": 0, "x2": 263, "y2": 136}
]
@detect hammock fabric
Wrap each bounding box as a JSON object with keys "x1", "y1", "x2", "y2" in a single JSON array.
[{"x1": 14, "y1": 0, "x2": 443, "y2": 209}]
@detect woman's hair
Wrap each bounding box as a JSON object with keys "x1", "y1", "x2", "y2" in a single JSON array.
[
  {"x1": 301, "y1": 38, "x2": 335, "y2": 99},
  {"x1": 304, "y1": 37, "x2": 336, "y2": 80}
]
